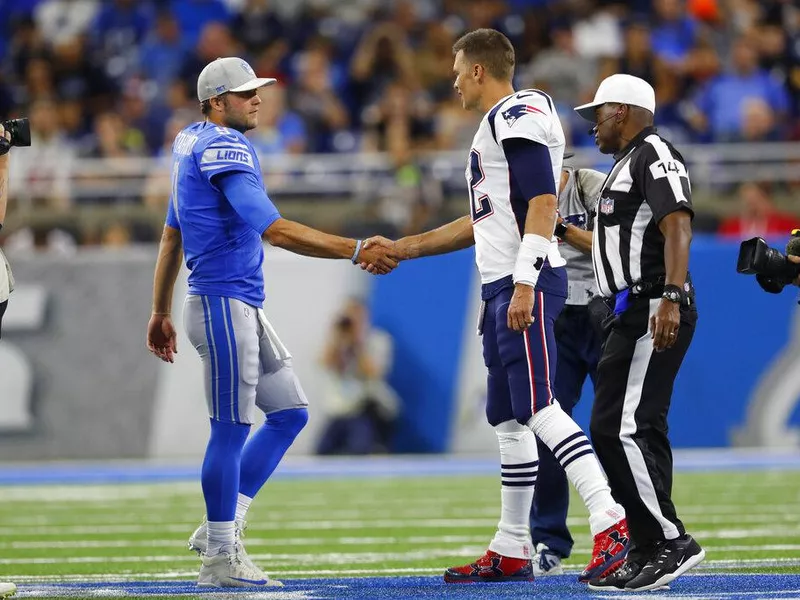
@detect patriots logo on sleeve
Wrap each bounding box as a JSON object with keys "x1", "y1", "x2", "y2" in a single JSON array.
[
  {"x1": 564, "y1": 213, "x2": 588, "y2": 229},
  {"x1": 502, "y1": 104, "x2": 545, "y2": 127}
]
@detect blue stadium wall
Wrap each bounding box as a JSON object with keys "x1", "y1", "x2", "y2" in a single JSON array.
[{"x1": 370, "y1": 236, "x2": 800, "y2": 452}]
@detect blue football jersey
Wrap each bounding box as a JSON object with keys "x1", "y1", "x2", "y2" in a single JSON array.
[{"x1": 165, "y1": 122, "x2": 280, "y2": 307}]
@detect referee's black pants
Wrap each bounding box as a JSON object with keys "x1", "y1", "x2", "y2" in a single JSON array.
[{"x1": 589, "y1": 295, "x2": 697, "y2": 563}]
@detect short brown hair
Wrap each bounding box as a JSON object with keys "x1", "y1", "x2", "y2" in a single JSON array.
[
  {"x1": 200, "y1": 94, "x2": 229, "y2": 116},
  {"x1": 452, "y1": 28, "x2": 515, "y2": 81}
]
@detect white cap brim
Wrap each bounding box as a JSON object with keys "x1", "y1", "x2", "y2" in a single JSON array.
[
  {"x1": 229, "y1": 77, "x2": 278, "y2": 93},
  {"x1": 574, "y1": 100, "x2": 604, "y2": 122}
]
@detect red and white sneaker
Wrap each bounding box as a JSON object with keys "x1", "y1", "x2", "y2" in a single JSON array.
[
  {"x1": 444, "y1": 550, "x2": 534, "y2": 583},
  {"x1": 578, "y1": 518, "x2": 630, "y2": 582}
]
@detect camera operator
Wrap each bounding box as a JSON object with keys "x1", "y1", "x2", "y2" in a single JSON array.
[
  {"x1": 316, "y1": 298, "x2": 399, "y2": 455},
  {"x1": 0, "y1": 122, "x2": 13, "y2": 338}
]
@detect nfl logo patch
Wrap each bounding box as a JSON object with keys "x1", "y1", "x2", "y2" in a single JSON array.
[{"x1": 599, "y1": 196, "x2": 615, "y2": 215}]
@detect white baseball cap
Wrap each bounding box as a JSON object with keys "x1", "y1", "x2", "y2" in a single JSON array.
[
  {"x1": 574, "y1": 74, "x2": 656, "y2": 121},
  {"x1": 197, "y1": 57, "x2": 277, "y2": 102}
]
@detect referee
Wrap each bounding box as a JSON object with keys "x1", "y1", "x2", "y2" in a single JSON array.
[{"x1": 573, "y1": 74, "x2": 705, "y2": 592}]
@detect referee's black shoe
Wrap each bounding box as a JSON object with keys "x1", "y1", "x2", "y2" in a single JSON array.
[
  {"x1": 625, "y1": 534, "x2": 705, "y2": 591},
  {"x1": 587, "y1": 560, "x2": 665, "y2": 591}
]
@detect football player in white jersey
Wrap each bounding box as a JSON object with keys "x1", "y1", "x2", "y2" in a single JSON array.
[{"x1": 362, "y1": 29, "x2": 629, "y2": 584}]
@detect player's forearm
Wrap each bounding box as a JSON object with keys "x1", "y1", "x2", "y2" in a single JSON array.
[
  {"x1": 397, "y1": 215, "x2": 474, "y2": 260},
  {"x1": 523, "y1": 193, "x2": 558, "y2": 238},
  {"x1": 0, "y1": 155, "x2": 9, "y2": 228},
  {"x1": 562, "y1": 224, "x2": 593, "y2": 254},
  {"x1": 151, "y1": 226, "x2": 183, "y2": 315},
  {"x1": 264, "y1": 218, "x2": 358, "y2": 259},
  {"x1": 660, "y1": 211, "x2": 692, "y2": 288}
]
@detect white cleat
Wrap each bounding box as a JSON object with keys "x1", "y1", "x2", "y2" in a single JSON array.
[
  {"x1": 0, "y1": 582, "x2": 16, "y2": 598},
  {"x1": 198, "y1": 547, "x2": 283, "y2": 588},
  {"x1": 188, "y1": 516, "x2": 212, "y2": 554},
  {"x1": 532, "y1": 544, "x2": 564, "y2": 577},
  {"x1": 189, "y1": 517, "x2": 281, "y2": 586}
]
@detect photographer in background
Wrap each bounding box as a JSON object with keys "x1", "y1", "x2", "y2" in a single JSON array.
[
  {"x1": 316, "y1": 298, "x2": 400, "y2": 455},
  {"x1": 0, "y1": 122, "x2": 14, "y2": 339}
]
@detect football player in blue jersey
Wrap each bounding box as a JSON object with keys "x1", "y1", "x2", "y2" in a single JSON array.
[{"x1": 146, "y1": 57, "x2": 398, "y2": 588}]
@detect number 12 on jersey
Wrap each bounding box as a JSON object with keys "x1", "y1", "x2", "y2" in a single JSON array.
[{"x1": 468, "y1": 149, "x2": 494, "y2": 223}]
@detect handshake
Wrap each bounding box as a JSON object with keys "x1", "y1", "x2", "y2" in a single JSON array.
[{"x1": 354, "y1": 236, "x2": 408, "y2": 275}]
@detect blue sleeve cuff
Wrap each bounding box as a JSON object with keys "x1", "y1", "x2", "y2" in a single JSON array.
[
  {"x1": 502, "y1": 138, "x2": 557, "y2": 200},
  {"x1": 165, "y1": 199, "x2": 180, "y2": 230},
  {"x1": 215, "y1": 171, "x2": 281, "y2": 234}
]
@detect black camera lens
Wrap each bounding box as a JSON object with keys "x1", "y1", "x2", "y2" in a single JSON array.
[
  {"x1": 738, "y1": 236, "x2": 800, "y2": 293},
  {"x1": 2, "y1": 118, "x2": 31, "y2": 147}
]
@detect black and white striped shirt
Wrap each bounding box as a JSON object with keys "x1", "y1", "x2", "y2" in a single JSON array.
[{"x1": 592, "y1": 126, "x2": 694, "y2": 298}]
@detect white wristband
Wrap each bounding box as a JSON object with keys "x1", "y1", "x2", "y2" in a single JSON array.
[
  {"x1": 513, "y1": 234, "x2": 551, "y2": 288},
  {"x1": 351, "y1": 239, "x2": 363, "y2": 264}
]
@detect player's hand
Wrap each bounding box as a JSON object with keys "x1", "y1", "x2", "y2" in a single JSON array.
[
  {"x1": 358, "y1": 236, "x2": 402, "y2": 275},
  {"x1": 507, "y1": 283, "x2": 535, "y2": 332},
  {"x1": 650, "y1": 299, "x2": 680, "y2": 352},
  {"x1": 789, "y1": 255, "x2": 800, "y2": 286},
  {"x1": 147, "y1": 313, "x2": 178, "y2": 363}
]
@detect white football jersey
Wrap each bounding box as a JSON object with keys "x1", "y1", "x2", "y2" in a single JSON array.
[{"x1": 467, "y1": 89, "x2": 566, "y2": 284}]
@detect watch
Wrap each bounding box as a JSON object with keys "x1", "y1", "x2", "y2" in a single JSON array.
[
  {"x1": 662, "y1": 284, "x2": 683, "y2": 304},
  {"x1": 554, "y1": 222, "x2": 568, "y2": 239}
]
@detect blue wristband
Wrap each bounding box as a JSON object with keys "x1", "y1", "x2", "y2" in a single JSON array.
[{"x1": 351, "y1": 239, "x2": 363, "y2": 264}]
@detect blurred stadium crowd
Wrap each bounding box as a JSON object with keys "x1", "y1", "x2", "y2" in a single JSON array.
[{"x1": 0, "y1": 0, "x2": 799, "y2": 248}]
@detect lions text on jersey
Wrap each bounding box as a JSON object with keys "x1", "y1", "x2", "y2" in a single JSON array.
[{"x1": 166, "y1": 122, "x2": 280, "y2": 307}]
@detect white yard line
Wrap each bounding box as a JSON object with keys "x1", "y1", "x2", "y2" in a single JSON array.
[
  {"x1": 5, "y1": 511, "x2": 800, "y2": 531},
  {"x1": 1, "y1": 535, "x2": 490, "y2": 550},
  {"x1": 4, "y1": 538, "x2": 800, "y2": 554},
  {"x1": 0, "y1": 519, "x2": 502, "y2": 535},
  {"x1": 0, "y1": 548, "x2": 487, "y2": 566},
  {"x1": 4, "y1": 513, "x2": 799, "y2": 535},
  {"x1": 5, "y1": 550, "x2": 800, "y2": 568}
]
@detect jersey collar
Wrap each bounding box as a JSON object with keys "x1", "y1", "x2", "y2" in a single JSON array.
[{"x1": 613, "y1": 125, "x2": 657, "y2": 161}]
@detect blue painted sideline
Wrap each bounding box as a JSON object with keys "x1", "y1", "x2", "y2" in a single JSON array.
[
  {"x1": 12, "y1": 574, "x2": 800, "y2": 599},
  {"x1": 0, "y1": 450, "x2": 799, "y2": 485}
]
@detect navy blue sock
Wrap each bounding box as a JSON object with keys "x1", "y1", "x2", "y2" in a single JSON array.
[
  {"x1": 239, "y1": 408, "x2": 308, "y2": 498},
  {"x1": 201, "y1": 419, "x2": 251, "y2": 522}
]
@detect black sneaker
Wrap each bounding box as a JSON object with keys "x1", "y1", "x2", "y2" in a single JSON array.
[
  {"x1": 587, "y1": 560, "x2": 655, "y2": 591},
  {"x1": 625, "y1": 534, "x2": 706, "y2": 591}
]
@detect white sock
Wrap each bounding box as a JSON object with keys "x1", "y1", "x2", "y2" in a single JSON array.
[
  {"x1": 528, "y1": 404, "x2": 624, "y2": 535},
  {"x1": 488, "y1": 420, "x2": 537, "y2": 560},
  {"x1": 206, "y1": 521, "x2": 236, "y2": 557},
  {"x1": 235, "y1": 493, "x2": 252, "y2": 524}
]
